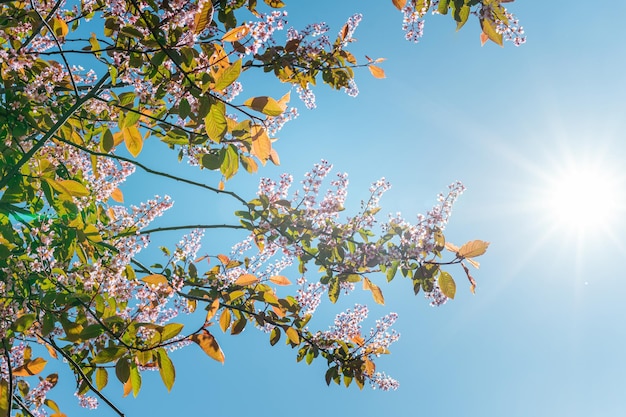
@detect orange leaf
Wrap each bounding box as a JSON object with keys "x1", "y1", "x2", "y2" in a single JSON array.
[
  {"x1": 480, "y1": 31, "x2": 489, "y2": 46},
  {"x1": 271, "y1": 305, "x2": 286, "y2": 318},
  {"x1": 194, "y1": 0, "x2": 214, "y2": 34},
  {"x1": 123, "y1": 377, "x2": 132, "y2": 397},
  {"x1": 217, "y1": 254, "x2": 230, "y2": 265},
  {"x1": 269, "y1": 275, "x2": 291, "y2": 286},
  {"x1": 222, "y1": 25, "x2": 249, "y2": 42},
  {"x1": 13, "y1": 358, "x2": 47, "y2": 376},
  {"x1": 250, "y1": 125, "x2": 272, "y2": 163},
  {"x1": 368, "y1": 65, "x2": 385, "y2": 79},
  {"x1": 363, "y1": 278, "x2": 385, "y2": 305},
  {"x1": 110, "y1": 187, "x2": 124, "y2": 203},
  {"x1": 205, "y1": 299, "x2": 220, "y2": 323},
  {"x1": 392, "y1": 0, "x2": 407, "y2": 10},
  {"x1": 142, "y1": 274, "x2": 169, "y2": 287},
  {"x1": 191, "y1": 330, "x2": 225, "y2": 363},
  {"x1": 363, "y1": 358, "x2": 376, "y2": 376},
  {"x1": 269, "y1": 148, "x2": 280, "y2": 165},
  {"x1": 457, "y1": 240, "x2": 490, "y2": 259},
  {"x1": 234, "y1": 274, "x2": 259, "y2": 286}
]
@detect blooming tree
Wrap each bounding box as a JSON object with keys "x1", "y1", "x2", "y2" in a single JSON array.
[{"x1": 0, "y1": 0, "x2": 523, "y2": 415}]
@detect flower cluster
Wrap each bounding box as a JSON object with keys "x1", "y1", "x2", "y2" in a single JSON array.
[
  {"x1": 401, "y1": 1, "x2": 429, "y2": 43},
  {"x1": 245, "y1": 11, "x2": 288, "y2": 55}
]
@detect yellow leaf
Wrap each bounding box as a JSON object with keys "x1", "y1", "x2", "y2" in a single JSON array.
[
  {"x1": 363, "y1": 278, "x2": 385, "y2": 305},
  {"x1": 219, "y1": 309, "x2": 231, "y2": 332},
  {"x1": 83, "y1": 224, "x2": 102, "y2": 243},
  {"x1": 110, "y1": 187, "x2": 124, "y2": 203},
  {"x1": 123, "y1": 125, "x2": 143, "y2": 157},
  {"x1": 0, "y1": 380, "x2": 8, "y2": 416},
  {"x1": 234, "y1": 273, "x2": 259, "y2": 286},
  {"x1": 13, "y1": 357, "x2": 47, "y2": 376},
  {"x1": 142, "y1": 274, "x2": 169, "y2": 287},
  {"x1": 243, "y1": 96, "x2": 285, "y2": 116},
  {"x1": 112, "y1": 131, "x2": 124, "y2": 146},
  {"x1": 205, "y1": 299, "x2": 220, "y2": 323},
  {"x1": 193, "y1": 0, "x2": 214, "y2": 34},
  {"x1": 46, "y1": 179, "x2": 90, "y2": 197},
  {"x1": 457, "y1": 240, "x2": 490, "y2": 259},
  {"x1": 285, "y1": 327, "x2": 300, "y2": 344},
  {"x1": 269, "y1": 275, "x2": 291, "y2": 286},
  {"x1": 52, "y1": 17, "x2": 68, "y2": 38},
  {"x1": 392, "y1": 0, "x2": 407, "y2": 10},
  {"x1": 221, "y1": 25, "x2": 249, "y2": 42},
  {"x1": 191, "y1": 330, "x2": 225, "y2": 363},
  {"x1": 368, "y1": 65, "x2": 386, "y2": 79}
]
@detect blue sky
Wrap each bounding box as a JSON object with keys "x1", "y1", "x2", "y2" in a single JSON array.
[{"x1": 52, "y1": 2, "x2": 626, "y2": 416}]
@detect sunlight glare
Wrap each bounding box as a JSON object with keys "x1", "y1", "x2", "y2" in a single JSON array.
[{"x1": 542, "y1": 162, "x2": 621, "y2": 235}]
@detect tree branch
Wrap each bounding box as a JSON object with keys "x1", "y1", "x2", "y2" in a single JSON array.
[
  {"x1": 0, "y1": 72, "x2": 111, "y2": 189},
  {"x1": 43, "y1": 337, "x2": 126, "y2": 417}
]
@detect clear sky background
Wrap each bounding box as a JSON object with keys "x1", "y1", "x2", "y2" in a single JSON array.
[{"x1": 52, "y1": 2, "x2": 626, "y2": 416}]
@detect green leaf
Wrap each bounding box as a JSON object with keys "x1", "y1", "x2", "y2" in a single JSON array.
[
  {"x1": 386, "y1": 261, "x2": 399, "y2": 282},
  {"x1": 12, "y1": 313, "x2": 36, "y2": 332},
  {"x1": 269, "y1": 327, "x2": 281, "y2": 346},
  {"x1": 160, "y1": 323, "x2": 184, "y2": 342},
  {"x1": 455, "y1": 5, "x2": 471, "y2": 29},
  {"x1": 95, "y1": 368, "x2": 108, "y2": 391},
  {"x1": 220, "y1": 145, "x2": 239, "y2": 179},
  {"x1": 480, "y1": 18, "x2": 503, "y2": 46},
  {"x1": 115, "y1": 358, "x2": 130, "y2": 383},
  {"x1": 438, "y1": 0, "x2": 450, "y2": 14},
  {"x1": 92, "y1": 347, "x2": 126, "y2": 364},
  {"x1": 201, "y1": 151, "x2": 223, "y2": 170},
  {"x1": 328, "y1": 277, "x2": 340, "y2": 303},
  {"x1": 204, "y1": 102, "x2": 227, "y2": 143},
  {"x1": 129, "y1": 361, "x2": 141, "y2": 397},
  {"x1": 214, "y1": 59, "x2": 242, "y2": 91},
  {"x1": 80, "y1": 324, "x2": 104, "y2": 340},
  {"x1": 156, "y1": 349, "x2": 175, "y2": 392},
  {"x1": 438, "y1": 271, "x2": 456, "y2": 299},
  {"x1": 101, "y1": 128, "x2": 114, "y2": 152}
]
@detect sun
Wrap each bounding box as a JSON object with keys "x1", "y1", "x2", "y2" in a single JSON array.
[{"x1": 538, "y1": 159, "x2": 623, "y2": 238}]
